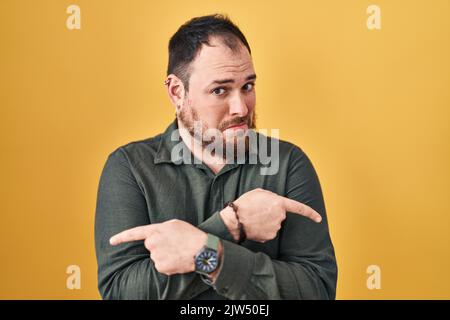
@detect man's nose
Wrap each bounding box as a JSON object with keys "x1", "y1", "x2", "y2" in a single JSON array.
[{"x1": 228, "y1": 93, "x2": 248, "y2": 117}]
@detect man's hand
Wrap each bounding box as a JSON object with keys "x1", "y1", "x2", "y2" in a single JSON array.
[
  {"x1": 221, "y1": 188, "x2": 322, "y2": 243},
  {"x1": 109, "y1": 219, "x2": 207, "y2": 276}
]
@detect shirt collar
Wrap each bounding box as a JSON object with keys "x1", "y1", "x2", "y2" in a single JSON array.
[{"x1": 154, "y1": 119, "x2": 180, "y2": 164}]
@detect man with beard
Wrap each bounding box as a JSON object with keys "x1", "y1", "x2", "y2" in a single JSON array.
[{"x1": 95, "y1": 14, "x2": 337, "y2": 300}]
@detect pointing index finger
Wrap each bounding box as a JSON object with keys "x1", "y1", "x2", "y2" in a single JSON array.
[
  {"x1": 281, "y1": 197, "x2": 322, "y2": 223},
  {"x1": 109, "y1": 225, "x2": 151, "y2": 246}
]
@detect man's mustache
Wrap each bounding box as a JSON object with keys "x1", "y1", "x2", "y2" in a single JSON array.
[{"x1": 219, "y1": 115, "x2": 252, "y2": 131}]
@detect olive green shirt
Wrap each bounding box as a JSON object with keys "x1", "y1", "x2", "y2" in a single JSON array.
[{"x1": 95, "y1": 120, "x2": 337, "y2": 300}]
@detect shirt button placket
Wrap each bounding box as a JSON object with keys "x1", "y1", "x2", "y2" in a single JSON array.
[{"x1": 210, "y1": 176, "x2": 224, "y2": 213}]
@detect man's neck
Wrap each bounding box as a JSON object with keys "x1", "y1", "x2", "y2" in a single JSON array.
[{"x1": 177, "y1": 120, "x2": 226, "y2": 175}]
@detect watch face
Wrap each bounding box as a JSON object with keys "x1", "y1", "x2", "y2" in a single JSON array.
[{"x1": 195, "y1": 248, "x2": 219, "y2": 274}]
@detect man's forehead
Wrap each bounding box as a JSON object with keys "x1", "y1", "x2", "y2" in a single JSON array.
[{"x1": 190, "y1": 38, "x2": 254, "y2": 81}]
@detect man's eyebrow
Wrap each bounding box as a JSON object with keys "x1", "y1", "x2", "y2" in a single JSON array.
[{"x1": 209, "y1": 74, "x2": 257, "y2": 86}]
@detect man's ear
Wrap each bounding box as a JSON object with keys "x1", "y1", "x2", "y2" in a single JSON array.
[{"x1": 165, "y1": 74, "x2": 186, "y2": 111}]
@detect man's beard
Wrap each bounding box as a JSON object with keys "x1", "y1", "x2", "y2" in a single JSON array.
[{"x1": 177, "y1": 102, "x2": 257, "y2": 160}]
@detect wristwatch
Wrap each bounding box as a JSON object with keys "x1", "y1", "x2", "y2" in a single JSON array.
[{"x1": 194, "y1": 233, "x2": 220, "y2": 276}]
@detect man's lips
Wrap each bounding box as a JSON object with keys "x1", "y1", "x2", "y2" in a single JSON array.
[{"x1": 225, "y1": 122, "x2": 248, "y2": 130}]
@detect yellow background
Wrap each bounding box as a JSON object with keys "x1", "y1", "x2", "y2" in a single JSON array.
[{"x1": 1, "y1": 0, "x2": 449, "y2": 299}]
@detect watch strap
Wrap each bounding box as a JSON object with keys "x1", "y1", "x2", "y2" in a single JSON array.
[{"x1": 205, "y1": 233, "x2": 219, "y2": 251}]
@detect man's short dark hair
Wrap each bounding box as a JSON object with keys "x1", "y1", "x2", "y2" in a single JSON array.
[{"x1": 167, "y1": 14, "x2": 252, "y2": 91}]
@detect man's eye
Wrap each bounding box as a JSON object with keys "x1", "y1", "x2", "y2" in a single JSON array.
[
  {"x1": 212, "y1": 88, "x2": 226, "y2": 95},
  {"x1": 243, "y1": 83, "x2": 254, "y2": 92}
]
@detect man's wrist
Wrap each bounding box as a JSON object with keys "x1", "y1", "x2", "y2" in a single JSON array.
[{"x1": 219, "y1": 206, "x2": 241, "y2": 242}]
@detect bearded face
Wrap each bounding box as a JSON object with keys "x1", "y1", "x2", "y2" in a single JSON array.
[{"x1": 178, "y1": 99, "x2": 256, "y2": 160}]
